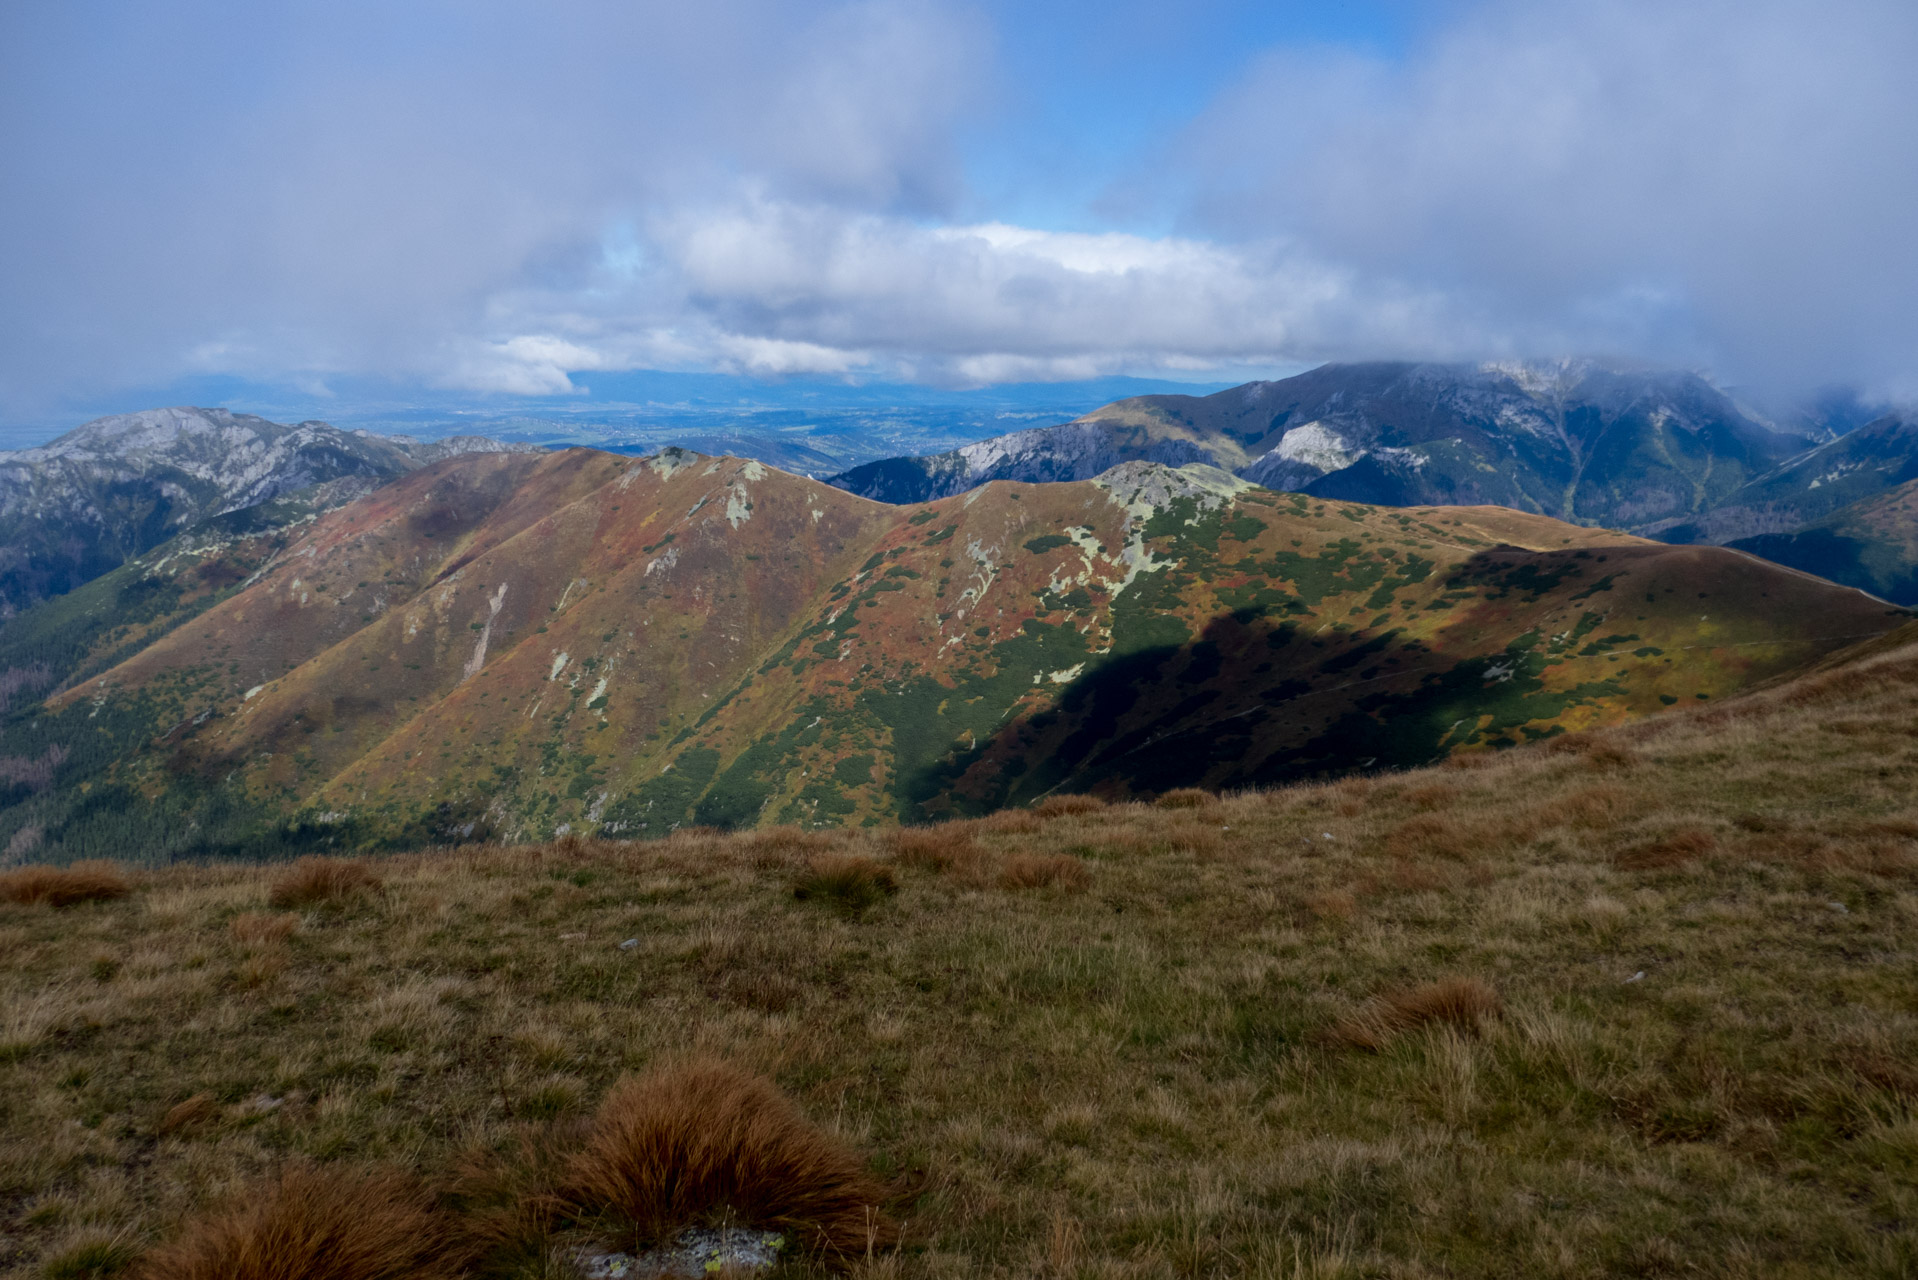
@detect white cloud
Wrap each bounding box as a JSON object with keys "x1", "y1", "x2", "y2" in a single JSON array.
[
  {"x1": 1175, "y1": 0, "x2": 1918, "y2": 393},
  {"x1": 4, "y1": 0, "x2": 1916, "y2": 415},
  {"x1": 467, "y1": 198, "x2": 1478, "y2": 387},
  {"x1": 0, "y1": 0, "x2": 991, "y2": 413}
]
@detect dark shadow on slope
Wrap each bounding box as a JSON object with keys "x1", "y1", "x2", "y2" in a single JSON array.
[
  {"x1": 925, "y1": 592, "x2": 1628, "y2": 810},
  {"x1": 1729, "y1": 529, "x2": 1918, "y2": 607}
]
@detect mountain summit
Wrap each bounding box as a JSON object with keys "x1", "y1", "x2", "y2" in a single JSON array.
[
  {"x1": 828, "y1": 362, "x2": 1815, "y2": 534},
  {"x1": 0, "y1": 406, "x2": 534, "y2": 616}
]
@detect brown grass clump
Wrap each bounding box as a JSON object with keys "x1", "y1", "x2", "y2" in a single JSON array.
[
  {"x1": 1156, "y1": 823, "x2": 1223, "y2": 858},
  {"x1": 1545, "y1": 734, "x2": 1636, "y2": 769},
  {"x1": 267, "y1": 857, "x2": 382, "y2": 909},
  {"x1": 738, "y1": 825, "x2": 836, "y2": 867},
  {"x1": 1154, "y1": 788, "x2": 1216, "y2": 810},
  {"x1": 1304, "y1": 889, "x2": 1357, "y2": 922},
  {"x1": 552, "y1": 1058, "x2": 895, "y2": 1259},
  {"x1": 135, "y1": 1163, "x2": 459, "y2": 1280},
  {"x1": 156, "y1": 1093, "x2": 221, "y2": 1138},
  {"x1": 1400, "y1": 784, "x2": 1456, "y2": 811},
  {"x1": 979, "y1": 809, "x2": 1044, "y2": 834},
  {"x1": 1326, "y1": 977, "x2": 1503, "y2": 1051},
  {"x1": 1382, "y1": 814, "x2": 1477, "y2": 862},
  {"x1": 1615, "y1": 827, "x2": 1718, "y2": 871},
  {"x1": 889, "y1": 823, "x2": 982, "y2": 872},
  {"x1": 999, "y1": 852, "x2": 1091, "y2": 892},
  {"x1": 792, "y1": 854, "x2": 898, "y2": 915},
  {"x1": 1551, "y1": 782, "x2": 1634, "y2": 831},
  {"x1": 0, "y1": 861, "x2": 131, "y2": 908},
  {"x1": 228, "y1": 912, "x2": 299, "y2": 948},
  {"x1": 1032, "y1": 794, "x2": 1107, "y2": 819}
]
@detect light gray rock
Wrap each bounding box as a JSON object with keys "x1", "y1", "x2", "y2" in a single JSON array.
[
  {"x1": 576, "y1": 1227, "x2": 786, "y2": 1278},
  {"x1": 0, "y1": 407, "x2": 539, "y2": 614}
]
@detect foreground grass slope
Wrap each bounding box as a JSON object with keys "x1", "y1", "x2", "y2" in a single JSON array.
[{"x1": 3, "y1": 625, "x2": 1916, "y2": 1278}]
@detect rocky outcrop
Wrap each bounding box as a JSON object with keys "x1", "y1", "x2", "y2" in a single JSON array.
[
  {"x1": 828, "y1": 361, "x2": 1818, "y2": 535},
  {"x1": 0, "y1": 407, "x2": 537, "y2": 614}
]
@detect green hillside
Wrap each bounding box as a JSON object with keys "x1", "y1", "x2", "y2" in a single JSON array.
[{"x1": 0, "y1": 449, "x2": 1905, "y2": 864}]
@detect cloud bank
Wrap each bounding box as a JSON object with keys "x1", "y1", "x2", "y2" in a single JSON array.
[{"x1": 2, "y1": 0, "x2": 1915, "y2": 416}]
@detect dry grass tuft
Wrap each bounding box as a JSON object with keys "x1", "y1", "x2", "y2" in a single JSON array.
[
  {"x1": 792, "y1": 854, "x2": 898, "y2": 914},
  {"x1": 1400, "y1": 784, "x2": 1456, "y2": 811},
  {"x1": 978, "y1": 809, "x2": 1044, "y2": 834},
  {"x1": 228, "y1": 912, "x2": 299, "y2": 948},
  {"x1": 552, "y1": 1058, "x2": 895, "y2": 1258},
  {"x1": 1327, "y1": 977, "x2": 1503, "y2": 1051},
  {"x1": 156, "y1": 1093, "x2": 221, "y2": 1138},
  {"x1": 889, "y1": 824, "x2": 982, "y2": 873},
  {"x1": 1382, "y1": 814, "x2": 1477, "y2": 862},
  {"x1": 998, "y1": 852, "x2": 1091, "y2": 892},
  {"x1": 1615, "y1": 827, "x2": 1718, "y2": 871},
  {"x1": 0, "y1": 861, "x2": 131, "y2": 908},
  {"x1": 1031, "y1": 794, "x2": 1106, "y2": 819},
  {"x1": 1154, "y1": 788, "x2": 1216, "y2": 810},
  {"x1": 1156, "y1": 823, "x2": 1223, "y2": 858},
  {"x1": 1551, "y1": 783, "x2": 1633, "y2": 831},
  {"x1": 1545, "y1": 734, "x2": 1636, "y2": 769},
  {"x1": 134, "y1": 1163, "x2": 459, "y2": 1280},
  {"x1": 1304, "y1": 889, "x2": 1357, "y2": 922},
  {"x1": 266, "y1": 857, "x2": 382, "y2": 909},
  {"x1": 739, "y1": 825, "x2": 837, "y2": 867}
]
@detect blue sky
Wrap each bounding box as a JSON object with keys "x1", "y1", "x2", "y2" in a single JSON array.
[{"x1": 2, "y1": 0, "x2": 1915, "y2": 426}]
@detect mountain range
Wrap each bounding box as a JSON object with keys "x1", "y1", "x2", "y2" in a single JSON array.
[
  {"x1": 829, "y1": 362, "x2": 1918, "y2": 602},
  {"x1": 1, "y1": 443, "x2": 1903, "y2": 863},
  {"x1": 0, "y1": 406, "x2": 534, "y2": 618}
]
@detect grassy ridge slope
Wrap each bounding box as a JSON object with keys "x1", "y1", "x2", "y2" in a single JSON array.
[
  {"x1": 2, "y1": 626, "x2": 1916, "y2": 1277},
  {"x1": 1729, "y1": 477, "x2": 1918, "y2": 605},
  {"x1": 5, "y1": 453, "x2": 1906, "y2": 860}
]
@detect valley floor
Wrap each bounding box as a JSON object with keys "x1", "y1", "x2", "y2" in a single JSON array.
[{"x1": 3, "y1": 627, "x2": 1917, "y2": 1278}]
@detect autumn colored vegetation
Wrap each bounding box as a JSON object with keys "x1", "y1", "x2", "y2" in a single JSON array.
[
  {"x1": 134, "y1": 1165, "x2": 458, "y2": 1280},
  {"x1": 266, "y1": 857, "x2": 383, "y2": 909},
  {"x1": 0, "y1": 860, "x2": 130, "y2": 908},
  {"x1": 551, "y1": 1059, "x2": 895, "y2": 1257},
  {"x1": 3, "y1": 622, "x2": 1917, "y2": 1277}
]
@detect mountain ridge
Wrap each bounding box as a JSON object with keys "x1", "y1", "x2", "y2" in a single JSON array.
[
  {"x1": 4, "y1": 446, "x2": 1903, "y2": 863},
  {"x1": 0, "y1": 405, "x2": 537, "y2": 618},
  {"x1": 826, "y1": 361, "x2": 1822, "y2": 534}
]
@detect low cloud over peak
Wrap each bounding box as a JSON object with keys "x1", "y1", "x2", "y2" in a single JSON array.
[{"x1": 3, "y1": 0, "x2": 1914, "y2": 419}]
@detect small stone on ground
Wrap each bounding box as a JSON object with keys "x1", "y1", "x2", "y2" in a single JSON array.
[{"x1": 577, "y1": 1227, "x2": 786, "y2": 1277}]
